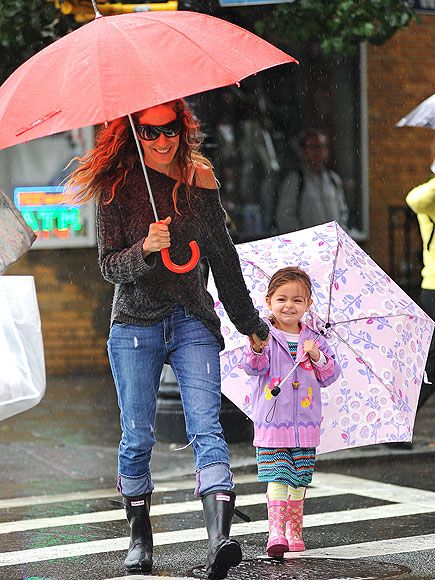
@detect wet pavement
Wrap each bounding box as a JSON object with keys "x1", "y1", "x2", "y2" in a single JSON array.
[
  {"x1": 0, "y1": 371, "x2": 434, "y2": 498},
  {"x1": 0, "y1": 373, "x2": 434, "y2": 579}
]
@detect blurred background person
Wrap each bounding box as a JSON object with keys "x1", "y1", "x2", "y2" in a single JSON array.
[
  {"x1": 406, "y1": 137, "x2": 435, "y2": 414},
  {"x1": 275, "y1": 128, "x2": 349, "y2": 234}
]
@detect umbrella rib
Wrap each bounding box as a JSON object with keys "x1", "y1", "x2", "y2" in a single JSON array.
[
  {"x1": 329, "y1": 312, "x2": 423, "y2": 327},
  {"x1": 326, "y1": 222, "x2": 340, "y2": 325},
  {"x1": 309, "y1": 313, "x2": 409, "y2": 410},
  {"x1": 328, "y1": 327, "x2": 409, "y2": 410},
  {"x1": 239, "y1": 257, "x2": 272, "y2": 281},
  {"x1": 111, "y1": 15, "x2": 239, "y2": 87}
]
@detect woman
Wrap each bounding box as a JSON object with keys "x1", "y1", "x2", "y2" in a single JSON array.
[{"x1": 66, "y1": 98, "x2": 269, "y2": 579}]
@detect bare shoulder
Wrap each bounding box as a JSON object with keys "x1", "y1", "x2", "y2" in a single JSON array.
[{"x1": 194, "y1": 164, "x2": 218, "y2": 190}]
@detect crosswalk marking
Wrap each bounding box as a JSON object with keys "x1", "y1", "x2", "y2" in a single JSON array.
[
  {"x1": 0, "y1": 473, "x2": 259, "y2": 510},
  {"x1": 0, "y1": 488, "x2": 341, "y2": 535},
  {"x1": 0, "y1": 472, "x2": 433, "y2": 569},
  {"x1": 0, "y1": 500, "x2": 433, "y2": 566},
  {"x1": 294, "y1": 533, "x2": 435, "y2": 559}
]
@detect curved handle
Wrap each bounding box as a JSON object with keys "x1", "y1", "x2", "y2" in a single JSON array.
[{"x1": 160, "y1": 241, "x2": 200, "y2": 274}]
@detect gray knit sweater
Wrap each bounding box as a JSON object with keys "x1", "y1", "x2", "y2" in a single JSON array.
[{"x1": 96, "y1": 163, "x2": 268, "y2": 349}]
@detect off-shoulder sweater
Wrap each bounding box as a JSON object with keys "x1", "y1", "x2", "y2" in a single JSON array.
[{"x1": 96, "y1": 163, "x2": 268, "y2": 349}]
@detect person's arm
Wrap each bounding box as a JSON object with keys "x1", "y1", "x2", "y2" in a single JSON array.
[
  {"x1": 96, "y1": 198, "x2": 156, "y2": 284},
  {"x1": 331, "y1": 172, "x2": 349, "y2": 229},
  {"x1": 201, "y1": 182, "x2": 268, "y2": 340},
  {"x1": 310, "y1": 335, "x2": 341, "y2": 387},
  {"x1": 311, "y1": 350, "x2": 327, "y2": 367},
  {"x1": 406, "y1": 178, "x2": 435, "y2": 219}
]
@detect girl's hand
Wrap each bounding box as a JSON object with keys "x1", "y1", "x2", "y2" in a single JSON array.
[
  {"x1": 142, "y1": 216, "x2": 171, "y2": 255},
  {"x1": 249, "y1": 333, "x2": 269, "y2": 353},
  {"x1": 303, "y1": 339, "x2": 320, "y2": 362}
]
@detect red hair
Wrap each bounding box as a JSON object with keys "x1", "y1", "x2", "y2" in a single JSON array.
[{"x1": 65, "y1": 99, "x2": 212, "y2": 211}]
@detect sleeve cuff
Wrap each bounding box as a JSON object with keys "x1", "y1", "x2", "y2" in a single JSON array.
[
  {"x1": 312, "y1": 350, "x2": 327, "y2": 367},
  {"x1": 130, "y1": 239, "x2": 157, "y2": 276}
]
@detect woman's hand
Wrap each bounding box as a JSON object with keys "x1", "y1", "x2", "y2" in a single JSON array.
[
  {"x1": 142, "y1": 216, "x2": 171, "y2": 256},
  {"x1": 303, "y1": 339, "x2": 320, "y2": 362},
  {"x1": 249, "y1": 333, "x2": 269, "y2": 353}
]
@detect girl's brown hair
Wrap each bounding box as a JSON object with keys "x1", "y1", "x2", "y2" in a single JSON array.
[
  {"x1": 65, "y1": 98, "x2": 212, "y2": 211},
  {"x1": 266, "y1": 266, "x2": 312, "y2": 301}
]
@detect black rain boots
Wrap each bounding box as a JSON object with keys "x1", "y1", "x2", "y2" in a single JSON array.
[
  {"x1": 123, "y1": 492, "x2": 153, "y2": 574},
  {"x1": 201, "y1": 490, "x2": 242, "y2": 580}
]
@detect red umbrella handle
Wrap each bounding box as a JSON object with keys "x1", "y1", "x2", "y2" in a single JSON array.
[{"x1": 160, "y1": 241, "x2": 200, "y2": 274}]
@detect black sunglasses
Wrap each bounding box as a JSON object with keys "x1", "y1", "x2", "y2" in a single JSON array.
[{"x1": 136, "y1": 118, "x2": 182, "y2": 141}]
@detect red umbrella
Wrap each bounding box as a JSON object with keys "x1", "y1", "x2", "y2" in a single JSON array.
[{"x1": 0, "y1": 9, "x2": 297, "y2": 271}]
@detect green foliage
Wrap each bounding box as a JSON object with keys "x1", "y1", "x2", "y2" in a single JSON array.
[
  {"x1": 256, "y1": 0, "x2": 417, "y2": 56},
  {"x1": 0, "y1": 0, "x2": 76, "y2": 84}
]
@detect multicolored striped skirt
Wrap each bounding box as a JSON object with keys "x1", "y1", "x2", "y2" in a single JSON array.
[{"x1": 256, "y1": 447, "x2": 316, "y2": 488}]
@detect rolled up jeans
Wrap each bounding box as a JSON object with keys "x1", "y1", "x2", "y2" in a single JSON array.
[{"x1": 107, "y1": 305, "x2": 233, "y2": 497}]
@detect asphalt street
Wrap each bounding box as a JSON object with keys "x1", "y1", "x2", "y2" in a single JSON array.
[{"x1": 0, "y1": 372, "x2": 433, "y2": 580}]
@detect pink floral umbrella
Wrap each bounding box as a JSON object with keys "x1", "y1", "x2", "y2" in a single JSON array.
[{"x1": 208, "y1": 221, "x2": 434, "y2": 453}]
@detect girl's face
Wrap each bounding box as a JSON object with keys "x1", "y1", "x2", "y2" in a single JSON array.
[
  {"x1": 136, "y1": 104, "x2": 181, "y2": 173},
  {"x1": 266, "y1": 281, "x2": 312, "y2": 333}
]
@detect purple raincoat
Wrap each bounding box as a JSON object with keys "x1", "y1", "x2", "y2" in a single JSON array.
[{"x1": 242, "y1": 319, "x2": 340, "y2": 448}]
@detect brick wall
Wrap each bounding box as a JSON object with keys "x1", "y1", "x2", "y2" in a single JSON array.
[
  {"x1": 7, "y1": 248, "x2": 112, "y2": 377},
  {"x1": 366, "y1": 15, "x2": 435, "y2": 272}
]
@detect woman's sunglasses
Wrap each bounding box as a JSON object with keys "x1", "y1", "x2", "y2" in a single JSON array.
[{"x1": 136, "y1": 118, "x2": 182, "y2": 141}]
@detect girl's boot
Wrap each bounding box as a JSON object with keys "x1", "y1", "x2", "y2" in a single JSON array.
[
  {"x1": 123, "y1": 493, "x2": 153, "y2": 573},
  {"x1": 201, "y1": 490, "x2": 242, "y2": 580},
  {"x1": 285, "y1": 490, "x2": 306, "y2": 552},
  {"x1": 266, "y1": 497, "x2": 289, "y2": 558}
]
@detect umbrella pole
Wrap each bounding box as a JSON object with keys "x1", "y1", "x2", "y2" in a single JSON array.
[
  {"x1": 90, "y1": 0, "x2": 103, "y2": 18},
  {"x1": 126, "y1": 114, "x2": 200, "y2": 275},
  {"x1": 127, "y1": 114, "x2": 160, "y2": 223}
]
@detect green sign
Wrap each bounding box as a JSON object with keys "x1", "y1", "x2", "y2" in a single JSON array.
[{"x1": 14, "y1": 186, "x2": 96, "y2": 249}]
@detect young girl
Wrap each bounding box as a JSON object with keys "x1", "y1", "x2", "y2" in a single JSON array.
[{"x1": 242, "y1": 266, "x2": 340, "y2": 558}]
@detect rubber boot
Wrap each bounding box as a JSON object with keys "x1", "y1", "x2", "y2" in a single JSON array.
[
  {"x1": 266, "y1": 497, "x2": 289, "y2": 558},
  {"x1": 201, "y1": 490, "x2": 242, "y2": 580},
  {"x1": 285, "y1": 490, "x2": 306, "y2": 552},
  {"x1": 123, "y1": 493, "x2": 153, "y2": 573}
]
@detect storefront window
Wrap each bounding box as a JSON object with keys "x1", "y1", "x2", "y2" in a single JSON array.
[
  {"x1": 192, "y1": 42, "x2": 368, "y2": 243},
  {"x1": 0, "y1": 127, "x2": 95, "y2": 249}
]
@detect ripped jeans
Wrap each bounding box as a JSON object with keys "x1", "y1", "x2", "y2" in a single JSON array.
[{"x1": 107, "y1": 305, "x2": 233, "y2": 497}]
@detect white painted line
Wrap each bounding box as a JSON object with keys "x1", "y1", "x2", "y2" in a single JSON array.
[
  {"x1": 0, "y1": 501, "x2": 434, "y2": 566},
  {"x1": 0, "y1": 488, "x2": 339, "y2": 534},
  {"x1": 0, "y1": 473, "x2": 260, "y2": 511},
  {"x1": 313, "y1": 472, "x2": 435, "y2": 504},
  {"x1": 294, "y1": 533, "x2": 435, "y2": 559},
  {"x1": 2, "y1": 471, "x2": 433, "y2": 512},
  {"x1": 0, "y1": 489, "x2": 117, "y2": 510}
]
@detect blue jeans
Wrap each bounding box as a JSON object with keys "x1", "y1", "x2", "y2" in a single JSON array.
[{"x1": 107, "y1": 305, "x2": 233, "y2": 497}]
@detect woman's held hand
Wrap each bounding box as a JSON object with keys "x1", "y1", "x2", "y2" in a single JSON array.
[
  {"x1": 249, "y1": 333, "x2": 269, "y2": 354},
  {"x1": 142, "y1": 216, "x2": 171, "y2": 256}
]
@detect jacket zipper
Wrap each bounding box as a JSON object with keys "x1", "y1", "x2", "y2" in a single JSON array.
[{"x1": 293, "y1": 377, "x2": 300, "y2": 447}]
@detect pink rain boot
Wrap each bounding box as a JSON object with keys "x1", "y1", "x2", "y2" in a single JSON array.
[
  {"x1": 285, "y1": 490, "x2": 306, "y2": 552},
  {"x1": 266, "y1": 497, "x2": 289, "y2": 558}
]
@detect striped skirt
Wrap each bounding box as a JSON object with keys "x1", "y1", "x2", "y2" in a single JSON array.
[{"x1": 256, "y1": 447, "x2": 316, "y2": 488}]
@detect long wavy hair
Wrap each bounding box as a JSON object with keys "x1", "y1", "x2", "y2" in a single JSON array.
[{"x1": 65, "y1": 99, "x2": 212, "y2": 211}]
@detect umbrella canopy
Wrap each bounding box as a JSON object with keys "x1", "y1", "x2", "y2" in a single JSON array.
[
  {"x1": 208, "y1": 221, "x2": 434, "y2": 454},
  {"x1": 0, "y1": 11, "x2": 296, "y2": 150},
  {"x1": 396, "y1": 93, "x2": 435, "y2": 129}
]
